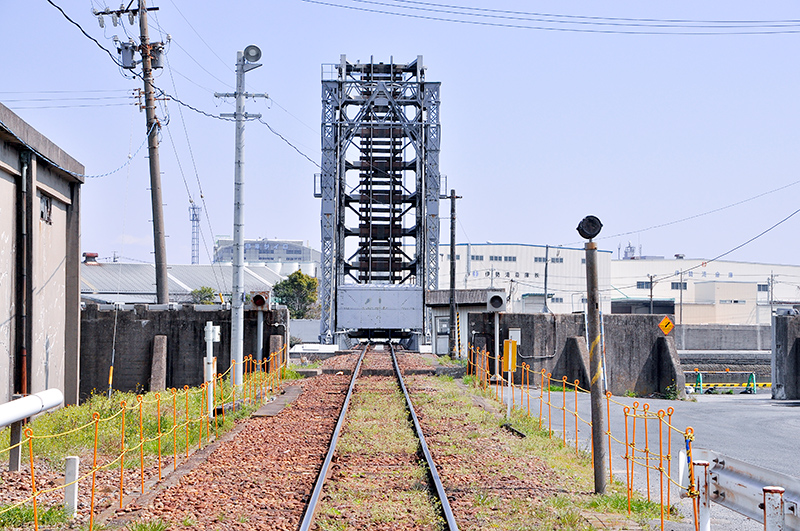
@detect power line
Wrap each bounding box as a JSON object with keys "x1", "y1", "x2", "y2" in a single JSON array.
[
  {"x1": 300, "y1": 0, "x2": 800, "y2": 35},
  {"x1": 0, "y1": 116, "x2": 154, "y2": 179},
  {"x1": 381, "y1": 0, "x2": 800, "y2": 25},
  {"x1": 589, "y1": 178, "x2": 800, "y2": 245},
  {"x1": 257, "y1": 117, "x2": 321, "y2": 168}
]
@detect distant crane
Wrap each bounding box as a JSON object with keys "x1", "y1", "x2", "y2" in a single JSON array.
[{"x1": 189, "y1": 203, "x2": 202, "y2": 265}]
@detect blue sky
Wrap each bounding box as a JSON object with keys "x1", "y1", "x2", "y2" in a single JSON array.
[{"x1": 3, "y1": 1, "x2": 800, "y2": 266}]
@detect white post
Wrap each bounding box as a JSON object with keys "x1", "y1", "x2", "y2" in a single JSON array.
[
  {"x1": 694, "y1": 460, "x2": 711, "y2": 531},
  {"x1": 506, "y1": 367, "x2": 512, "y2": 418},
  {"x1": 204, "y1": 321, "x2": 215, "y2": 419},
  {"x1": 256, "y1": 310, "x2": 264, "y2": 365},
  {"x1": 65, "y1": 456, "x2": 79, "y2": 518},
  {"x1": 764, "y1": 486, "x2": 786, "y2": 531},
  {"x1": 493, "y1": 312, "x2": 500, "y2": 380}
]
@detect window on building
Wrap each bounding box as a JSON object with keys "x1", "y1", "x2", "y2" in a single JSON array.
[
  {"x1": 503, "y1": 256, "x2": 516, "y2": 262},
  {"x1": 551, "y1": 257, "x2": 564, "y2": 264},
  {"x1": 637, "y1": 281, "x2": 652, "y2": 289},
  {"x1": 552, "y1": 297, "x2": 564, "y2": 303},
  {"x1": 671, "y1": 282, "x2": 687, "y2": 290},
  {"x1": 758, "y1": 284, "x2": 769, "y2": 292},
  {"x1": 40, "y1": 195, "x2": 52, "y2": 224},
  {"x1": 534, "y1": 257, "x2": 546, "y2": 263},
  {"x1": 505, "y1": 272, "x2": 510, "y2": 277},
  {"x1": 524, "y1": 272, "x2": 529, "y2": 278},
  {"x1": 515, "y1": 272, "x2": 519, "y2": 278},
  {"x1": 489, "y1": 255, "x2": 503, "y2": 262},
  {"x1": 470, "y1": 255, "x2": 483, "y2": 261},
  {"x1": 581, "y1": 258, "x2": 586, "y2": 264}
]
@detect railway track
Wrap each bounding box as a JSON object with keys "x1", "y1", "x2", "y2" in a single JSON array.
[{"x1": 299, "y1": 343, "x2": 459, "y2": 531}]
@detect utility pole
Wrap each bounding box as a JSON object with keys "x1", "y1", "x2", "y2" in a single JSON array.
[
  {"x1": 138, "y1": 0, "x2": 169, "y2": 304},
  {"x1": 679, "y1": 270, "x2": 684, "y2": 325},
  {"x1": 448, "y1": 189, "x2": 461, "y2": 358},
  {"x1": 543, "y1": 245, "x2": 550, "y2": 313},
  {"x1": 648, "y1": 274, "x2": 656, "y2": 314},
  {"x1": 577, "y1": 215, "x2": 608, "y2": 494},
  {"x1": 215, "y1": 46, "x2": 267, "y2": 387}
]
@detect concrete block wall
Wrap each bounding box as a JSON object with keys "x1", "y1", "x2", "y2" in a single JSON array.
[
  {"x1": 772, "y1": 316, "x2": 800, "y2": 400},
  {"x1": 674, "y1": 324, "x2": 771, "y2": 351},
  {"x1": 79, "y1": 304, "x2": 288, "y2": 401},
  {"x1": 468, "y1": 313, "x2": 684, "y2": 398}
]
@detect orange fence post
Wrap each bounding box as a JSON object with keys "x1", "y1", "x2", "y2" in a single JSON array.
[
  {"x1": 184, "y1": 385, "x2": 190, "y2": 458},
  {"x1": 631, "y1": 401, "x2": 638, "y2": 498},
  {"x1": 90, "y1": 412, "x2": 100, "y2": 530},
  {"x1": 606, "y1": 391, "x2": 613, "y2": 483},
  {"x1": 658, "y1": 410, "x2": 666, "y2": 530},
  {"x1": 137, "y1": 395, "x2": 144, "y2": 494},
  {"x1": 574, "y1": 379, "x2": 580, "y2": 456},
  {"x1": 171, "y1": 388, "x2": 178, "y2": 471},
  {"x1": 643, "y1": 403, "x2": 651, "y2": 501},
  {"x1": 562, "y1": 376, "x2": 568, "y2": 446},
  {"x1": 667, "y1": 407, "x2": 674, "y2": 517},
  {"x1": 119, "y1": 400, "x2": 126, "y2": 509},
  {"x1": 547, "y1": 373, "x2": 552, "y2": 439},
  {"x1": 624, "y1": 406, "x2": 632, "y2": 514},
  {"x1": 24, "y1": 427, "x2": 38, "y2": 531},
  {"x1": 539, "y1": 369, "x2": 545, "y2": 430}
]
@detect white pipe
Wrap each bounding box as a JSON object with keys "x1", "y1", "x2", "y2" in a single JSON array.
[{"x1": 0, "y1": 389, "x2": 64, "y2": 428}]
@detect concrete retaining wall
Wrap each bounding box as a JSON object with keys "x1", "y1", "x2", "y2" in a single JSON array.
[
  {"x1": 468, "y1": 313, "x2": 684, "y2": 398},
  {"x1": 675, "y1": 324, "x2": 771, "y2": 351},
  {"x1": 80, "y1": 304, "x2": 288, "y2": 401},
  {"x1": 772, "y1": 316, "x2": 800, "y2": 400}
]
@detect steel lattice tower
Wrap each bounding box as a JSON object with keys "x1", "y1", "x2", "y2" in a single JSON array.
[
  {"x1": 318, "y1": 55, "x2": 441, "y2": 344},
  {"x1": 189, "y1": 203, "x2": 202, "y2": 265}
]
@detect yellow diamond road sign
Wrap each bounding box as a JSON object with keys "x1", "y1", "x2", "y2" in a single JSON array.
[{"x1": 659, "y1": 316, "x2": 674, "y2": 335}]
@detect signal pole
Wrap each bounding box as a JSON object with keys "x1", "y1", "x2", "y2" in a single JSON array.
[
  {"x1": 448, "y1": 189, "x2": 461, "y2": 358},
  {"x1": 577, "y1": 216, "x2": 608, "y2": 495},
  {"x1": 215, "y1": 46, "x2": 267, "y2": 387}
]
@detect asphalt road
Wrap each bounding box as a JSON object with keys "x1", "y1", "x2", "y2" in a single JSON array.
[{"x1": 494, "y1": 384, "x2": 800, "y2": 530}]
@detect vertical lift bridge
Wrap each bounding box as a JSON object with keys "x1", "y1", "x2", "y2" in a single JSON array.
[{"x1": 317, "y1": 55, "x2": 441, "y2": 348}]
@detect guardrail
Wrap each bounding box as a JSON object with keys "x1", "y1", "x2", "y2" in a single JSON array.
[{"x1": 682, "y1": 448, "x2": 800, "y2": 530}]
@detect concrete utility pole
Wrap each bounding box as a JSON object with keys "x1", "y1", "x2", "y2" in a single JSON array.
[
  {"x1": 577, "y1": 215, "x2": 608, "y2": 494},
  {"x1": 138, "y1": 0, "x2": 169, "y2": 304},
  {"x1": 215, "y1": 46, "x2": 266, "y2": 387},
  {"x1": 448, "y1": 189, "x2": 461, "y2": 358},
  {"x1": 648, "y1": 274, "x2": 656, "y2": 314}
]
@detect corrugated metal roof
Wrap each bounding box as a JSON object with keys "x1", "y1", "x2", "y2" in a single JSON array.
[{"x1": 81, "y1": 263, "x2": 284, "y2": 303}]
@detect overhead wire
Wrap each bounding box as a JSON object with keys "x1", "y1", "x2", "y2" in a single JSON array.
[
  {"x1": 350, "y1": 0, "x2": 800, "y2": 29},
  {"x1": 299, "y1": 0, "x2": 800, "y2": 35}
]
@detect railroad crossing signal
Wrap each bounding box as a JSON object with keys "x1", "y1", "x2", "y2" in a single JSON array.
[{"x1": 659, "y1": 316, "x2": 674, "y2": 335}]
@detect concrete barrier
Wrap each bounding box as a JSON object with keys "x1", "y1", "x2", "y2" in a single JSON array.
[
  {"x1": 467, "y1": 313, "x2": 685, "y2": 398},
  {"x1": 772, "y1": 315, "x2": 800, "y2": 400}
]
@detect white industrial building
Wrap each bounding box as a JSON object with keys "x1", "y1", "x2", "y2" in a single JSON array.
[
  {"x1": 213, "y1": 237, "x2": 319, "y2": 278},
  {"x1": 611, "y1": 255, "x2": 800, "y2": 325},
  {"x1": 437, "y1": 242, "x2": 613, "y2": 314},
  {"x1": 437, "y1": 242, "x2": 800, "y2": 326}
]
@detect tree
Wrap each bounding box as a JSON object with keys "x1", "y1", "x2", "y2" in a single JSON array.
[
  {"x1": 191, "y1": 286, "x2": 217, "y2": 304},
  {"x1": 272, "y1": 270, "x2": 318, "y2": 319}
]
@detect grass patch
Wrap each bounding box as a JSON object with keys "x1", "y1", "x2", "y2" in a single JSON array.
[
  {"x1": 408, "y1": 375, "x2": 665, "y2": 530},
  {"x1": 126, "y1": 519, "x2": 169, "y2": 531},
  {"x1": 0, "y1": 504, "x2": 68, "y2": 528},
  {"x1": 0, "y1": 376, "x2": 266, "y2": 468}
]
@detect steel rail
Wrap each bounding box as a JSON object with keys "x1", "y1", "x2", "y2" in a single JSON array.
[
  {"x1": 298, "y1": 343, "x2": 368, "y2": 531},
  {"x1": 390, "y1": 344, "x2": 460, "y2": 531}
]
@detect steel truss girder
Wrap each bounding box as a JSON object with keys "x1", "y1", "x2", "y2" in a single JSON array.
[{"x1": 319, "y1": 56, "x2": 440, "y2": 344}]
